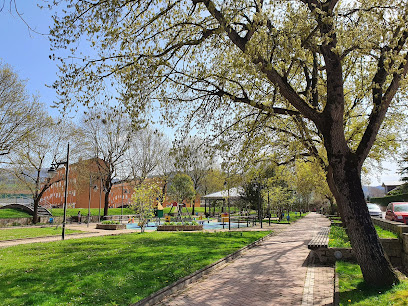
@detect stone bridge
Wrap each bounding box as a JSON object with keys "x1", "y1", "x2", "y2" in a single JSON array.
[{"x1": 0, "y1": 203, "x2": 52, "y2": 217}]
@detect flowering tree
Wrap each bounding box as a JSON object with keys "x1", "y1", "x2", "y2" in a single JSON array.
[{"x1": 130, "y1": 180, "x2": 162, "y2": 233}]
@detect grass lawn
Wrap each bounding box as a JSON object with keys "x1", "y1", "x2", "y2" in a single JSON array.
[
  {"x1": 337, "y1": 261, "x2": 408, "y2": 305},
  {"x1": 0, "y1": 230, "x2": 270, "y2": 305},
  {"x1": 0, "y1": 227, "x2": 83, "y2": 241},
  {"x1": 329, "y1": 225, "x2": 398, "y2": 248},
  {"x1": 50, "y1": 208, "x2": 135, "y2": 217},
  {"x1": 0, "y1": 208, "x2": 32, "y2": 219}
]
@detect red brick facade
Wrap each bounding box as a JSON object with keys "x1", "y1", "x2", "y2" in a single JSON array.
[
  {"x1": 41, "y1": 161, "x2": 201, "y2": 209},
  {"x1": 41, "y1": 158, "x2": 107, "y2": 209}
]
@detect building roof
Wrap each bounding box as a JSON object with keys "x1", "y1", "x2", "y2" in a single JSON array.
[
  {"x1": 382, "y1": 181, "x2": 404, "y2": 187},
  {"x1": 201, "y1": 187, "x2": 243, "y2": 200}
]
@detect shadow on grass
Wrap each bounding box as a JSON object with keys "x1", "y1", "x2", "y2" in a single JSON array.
[
  {"x1": 0, "y1": 231, "x2": 268, "y2": 305},
  {"x1": 339, "y1": 281, "x2": 395, "y2": 305},
  {"x1": 337, "y1": 261, "x2": 408, "y2": 305}
]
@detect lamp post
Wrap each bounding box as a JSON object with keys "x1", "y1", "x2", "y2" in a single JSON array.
[
  {"x1": 223, "y1": 180, "x2": 231, "y2": 231},
  {"x1": 255, "y1": 182, "x2": 263, "y2": 229},
  {"x1": 87, "y1": 177, "x2": 98, "y2": 227},
  {"x1": 48, "y1": 143, "x2": 70, "y2": 240},
  {"x1": 121, "y1": 181, "x2": 124, "y2": 223},
  {"x1": 98, "y1": 178, "x2": 102, "y2": 223},
  {"x1": 88, "y1": 176, "x2": 92, "y2": 227}
]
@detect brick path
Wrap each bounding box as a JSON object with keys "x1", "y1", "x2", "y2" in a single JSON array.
[{"x1": 156, "y1": 212, "x2": 333, "y2": 306}]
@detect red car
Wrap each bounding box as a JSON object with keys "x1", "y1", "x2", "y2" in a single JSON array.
[{"x1": 385, "y1": 202, "x2": 408, "y2": 224}]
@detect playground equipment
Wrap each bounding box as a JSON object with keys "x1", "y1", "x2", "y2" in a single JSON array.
[
  {"x1": 155, "y1": 202, "x2": 164, "y2": 218},
  {"x1": 221, "y1": 212, "x2": 229, "y2": 223},
  {"x1": 166, "y1": 202, "x2": 193, "y2": 223}
]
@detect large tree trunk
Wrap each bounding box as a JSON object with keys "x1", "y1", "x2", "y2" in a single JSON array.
[{"x1": 329, "y1": 155, "x2": 399, "y2": 287}]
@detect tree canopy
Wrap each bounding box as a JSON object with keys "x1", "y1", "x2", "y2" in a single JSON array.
[
  {"x1": 49, "y1": 0, "x2": 408, "y2": 286},
  {"x1": 168, "y1": 173, "x2": 196, "y2": 204},
  {"x1": 0, "y1": 62, "x2": 43, "y2": 157}
]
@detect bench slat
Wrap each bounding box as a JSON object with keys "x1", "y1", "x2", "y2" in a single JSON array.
[{"x1": 308, "y1": 227, "x2": 330, "y2": 249}]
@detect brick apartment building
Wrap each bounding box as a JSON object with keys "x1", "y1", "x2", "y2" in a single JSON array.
[
  {"x1": 41, "y1": 158, "x2": 107, "y2": 209},
  {"x1": 41, "y1": 159, "x2": 201, "y2": 209}
]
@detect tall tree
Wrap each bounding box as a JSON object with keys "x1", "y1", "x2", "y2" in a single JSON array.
[
  {"x1": 292, "y1": 160, "x2": 333, "y2": 212},
  {"x1": 399, "y1": 150, "x2": 408, "y2": 182},
  {"x1": 173, "y1": 136, "x2": 214, "y2": 212},
  {"x1": 81, "y1": 108, "x2": 133, "y2": 216},
  {"x1": 124, "y1": 127, "x2": 170, "y2": 184},
  {"x1": 50, "y1": 1, "x2": 408, "y2": 286},
  {"x1": 0, "y1": 62, "x2": 42, "y2": 158},
  {"x1": 201, "y1": 168, "x2": 226, "y2": 196},
  {"x1": 8, "y1": 116, "x2": 77, "y2": 223},
  {"x1": 168, "y1": 173, "x2": 196, "y2": 206}
]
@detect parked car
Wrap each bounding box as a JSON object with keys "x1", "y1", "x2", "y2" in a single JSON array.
[
  {"x1": 385, "y1": 202, "x2": 408, "y2": 223},
  {"x1": 367, "y1": 203, "x2": 382, "y2": 218}
]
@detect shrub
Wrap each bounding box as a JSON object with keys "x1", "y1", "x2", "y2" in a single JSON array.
[{"x1": 101, "y1": 220, "x2": 120, "y2": 225}]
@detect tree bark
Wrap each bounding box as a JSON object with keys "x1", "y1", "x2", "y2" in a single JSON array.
[
  {"x1": 32, "y1": 197, "x2": 39, "y2": 224},
  {"x1": 103, "y1": 191, "x2": 110, "y2": 217},
  {"x1": 329, "y1": 153, "x2": 399, "y2": 287}
]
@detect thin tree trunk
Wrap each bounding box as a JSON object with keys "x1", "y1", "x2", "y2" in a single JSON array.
[
  {"x1": 326, "y1": 166, "x2": 346, "y2": 226},
  {"x1": 103, "y1": 191, "x2": 110, "y2": 217},
  {"x1": 32, "y1": 197, "x2": 39, "y2": 224}
]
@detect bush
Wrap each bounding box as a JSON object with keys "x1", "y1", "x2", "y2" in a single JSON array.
[
  {"x1": 101, "y1": 220, "x2": 120, "y2": 225},
  {"x1": 370, "y1": 193, "x2": 408, "y2": 207}
]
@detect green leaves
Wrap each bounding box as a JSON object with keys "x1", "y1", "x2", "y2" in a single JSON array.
[{"x1": 168, "y1": 173, "x2": 196, "y2": 204}]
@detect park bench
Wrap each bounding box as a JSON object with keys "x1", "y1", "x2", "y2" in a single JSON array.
[{"x1": 308, "y1": 227, "x2": 330, "y2": 250}]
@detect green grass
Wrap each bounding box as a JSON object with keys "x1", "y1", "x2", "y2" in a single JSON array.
[
  {"x1": 0, "y1": 227, "x2": 83, "y2": 241},
  {"x1": 329, "y1": 226, "x2": 398, "y2": 248},
  {"x1": 337, "y1": 261, "x2": 408, "y2": 305},
  {"x1": 0, "y1": 208, "x2": 32, "y2": 219},
  {"x1": 375, "y1": 226, "x2": 399, "y2": 239},
  {"x1": 329, "y1": 225, "x2": 352, "y2": 248},
  {"x1": 0, "y1": 230, "x2": 270, "y2": 305},
  {"x1": 50, "y1": 208, "x2": 135, "y2": 217}
]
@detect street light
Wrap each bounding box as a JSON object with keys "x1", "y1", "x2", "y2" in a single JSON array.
[
  {"x1": 48, "y1": 143, "x2": 70, "y2": 240},
  {"x1": 88, "y1": 176, "x2": 98, "y2": 227},
  {"x1": 223, "y1": 180, "x2": 231, "y2": 231}
]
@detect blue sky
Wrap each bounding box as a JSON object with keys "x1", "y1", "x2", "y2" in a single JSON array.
[
  {"x1": 0, "y1": 2, "x2": 59, "y2": 117},
  {"x1": 0, "y1": 2, "x2": 401, "y2": 186}
]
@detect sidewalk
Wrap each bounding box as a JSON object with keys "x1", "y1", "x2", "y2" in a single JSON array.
[{"x1": 155, "y1": 212, "x2": 333, "y2": 306}]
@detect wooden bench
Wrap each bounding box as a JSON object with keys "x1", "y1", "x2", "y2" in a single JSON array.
[{"x1": 308, "y1": 227, "x2": 330, "y2": 250}]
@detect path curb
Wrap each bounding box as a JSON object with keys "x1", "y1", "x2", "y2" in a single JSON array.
[
  {"x1": 334, "y1": 271, "x2": 339, "y2": 305},
  {"x1": 132, "y1": 231, "x2": 275, "y2": 306}
]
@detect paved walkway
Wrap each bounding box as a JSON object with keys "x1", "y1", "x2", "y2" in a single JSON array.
[{"x1": 155, "y1": 213, "x2": 333, "y2": 306}]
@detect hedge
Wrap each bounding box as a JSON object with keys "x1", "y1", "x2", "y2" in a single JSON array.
[{"x1": 370, "y1": 193, "x2": 408, "y2": 207}]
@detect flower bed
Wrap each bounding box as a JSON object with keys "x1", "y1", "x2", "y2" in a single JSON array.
[
  {"x1": 157, "y1": 224, "x2": 203, "y2": 231},
  {"x1": 96, "y1": 223, "x2": 126, "y2": 230}
]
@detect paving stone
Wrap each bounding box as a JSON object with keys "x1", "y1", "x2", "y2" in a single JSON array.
[{"x1": 156, "y1": 213, "x2": 333, "y2": 306}]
